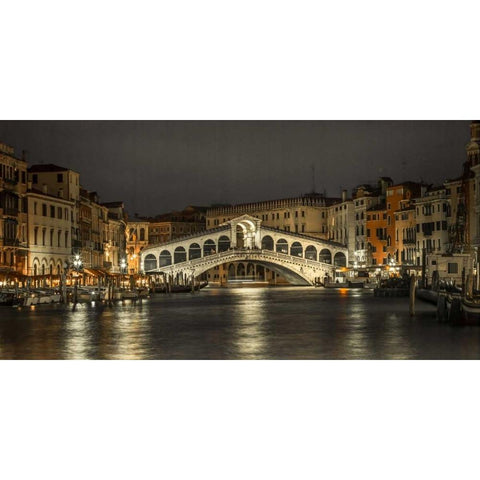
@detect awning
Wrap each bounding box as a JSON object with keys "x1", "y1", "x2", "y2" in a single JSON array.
[{"x1": 83, "y1": 268, "x2": 112, "y2": 277}]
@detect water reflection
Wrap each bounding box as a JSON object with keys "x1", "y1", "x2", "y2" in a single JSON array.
[
  {"x1": 62, "y1": 305, "x2": 96, "y2": 359},
  {"x1": 103, "y1": 303, "x2": 150, "y2": 360},
  {"x1": 230, "y1": 289, "x2": 268, "y2": 359},
  {"x1": 1, "y1": 288, "x2": 479, "y2": 359}
]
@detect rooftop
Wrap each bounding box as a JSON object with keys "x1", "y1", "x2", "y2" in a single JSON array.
[{"x1": 28, "y1": 163, "x2": 76, "y2": 173}]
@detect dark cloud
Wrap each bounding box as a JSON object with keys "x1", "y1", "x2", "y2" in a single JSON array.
[{"x1": 0, "y1": 121, "x2": 471, "y2": 216}]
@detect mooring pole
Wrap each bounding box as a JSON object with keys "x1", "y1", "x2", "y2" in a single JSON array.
[{"x1": 409, "y1": 274, "x2": 416, "y2": 317}]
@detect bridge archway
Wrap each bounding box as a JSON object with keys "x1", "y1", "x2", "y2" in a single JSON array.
[
  {"x1": 144, "y1": 254, "x2": 157, "y2": 271},
  {"x1": 305, "y1": 245, "x2": 317, "y2": 261},
  {"x1": 218, "y1": 235, "x2": 231, "y2": 252},
  {"x1": 159, "y1": 250, "x2": 172, "y2": 267},
  {"x1": 261, "y1": 235, "x2": 274, "y2": 250},
  {"x1": 189, "y1": 243, "x2": 201, "y2": 260},
  {"x1": 319, "y1": 248, "x2": 332, "y2": 264},
  {"x1": 203, "y1": 239, "x2": 216, "y2": 256},
  {"x1": 237, "y1": 263, "x2": 245, "y2": 276},
  {"x1": 276, "y1": 238, "x2": 288, "y2": 254},
  {"x1": 290, "y1": 241, "x2": 303, "y2": 257},
  {"x1": 334, "y1": 252, "x2": 347, "y2": 267},
  {"x1": 174, "y1": 246, "x2": 187, "y2": 264}
]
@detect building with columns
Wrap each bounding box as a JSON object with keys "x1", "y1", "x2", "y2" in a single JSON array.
[
  {"x1": 25, "y1": 189, "x2": 74, "y2": 278},
  {"x1": 126, "y1": 217, "x2": 150, "y2": 274}
]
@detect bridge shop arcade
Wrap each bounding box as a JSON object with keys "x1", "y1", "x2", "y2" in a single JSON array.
[{"x1": 141, "y1": 215, "x2": 348, "y2": 287}]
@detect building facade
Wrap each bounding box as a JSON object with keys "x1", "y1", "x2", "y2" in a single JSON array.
[
  {"x1": 126, "y1": 218, "x2": 150, "y2": 274},
  {"x1": 25, "y1": 190, "x2": 74, "y2": 279},
  {"x1": 0, "y1": 142, "x2": 28, "y2": 279}
]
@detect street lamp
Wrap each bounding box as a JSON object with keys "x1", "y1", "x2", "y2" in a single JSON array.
[{"x1": 73, "y1": 254, "x2": 83, "y2": 271}]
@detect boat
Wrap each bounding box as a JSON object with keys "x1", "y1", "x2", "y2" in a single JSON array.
[
  {"x1": 416, "y1": 288, "x2": 439, "y2": 305},
  {"x1": 458, "y1": 297, "x2": 480, "y2": 325},
  {"x1": 0, "y1": 291, "x2": 20, "y2": 306}
]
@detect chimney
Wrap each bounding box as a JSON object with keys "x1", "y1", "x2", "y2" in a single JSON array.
[
  {"x1": 42, "y1": 184, "x2": 48, "y2": 194},
  {"x1": 342, "y1": 189, "x2": 347, "y2": 202}
]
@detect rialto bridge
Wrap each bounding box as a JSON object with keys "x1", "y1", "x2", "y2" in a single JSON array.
[{"x1": 140, "y1": 215, "x2": 348, "y2": 286}]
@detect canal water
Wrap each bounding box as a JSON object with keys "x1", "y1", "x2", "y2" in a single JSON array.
[{"x1": 1, "y1": 287, "x2": 480, "y2": 359}]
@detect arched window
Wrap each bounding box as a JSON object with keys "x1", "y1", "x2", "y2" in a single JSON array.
[
  {"x1": 144, "y1": 254, "x2": 158, "y2": 271},
  {"x1": 276, "y1": 238, "x2": 288, "y2": 254},
  {"x1": 305, "y1": 245, "x2": 317, "y2": 261},
  {"x1": 189, "y1": 243, "x2": 201, "y2": 260},
  {"x1": 290, "y1": 242, "x2": 303, "y2": 257},
  {"x1": 159, "y1": 250, "x2": 172, "y2": 267},
  {"x1": 174, "y1": 246, "x2": 187, "y2": 264},
  {"x1": 203, "y1": 239, "x2": 216, "y2": 256},
  {"x1": 319, "y1": 249, "x2": 332, "y2": 264},
  {"x1": 261, "y1": 235, "x2": 274, "y2": 250},
  {"x1": 218, "y1": 235, "x2": 231, "y2": 252}
]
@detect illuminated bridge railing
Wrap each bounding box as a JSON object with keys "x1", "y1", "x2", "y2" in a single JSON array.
[{"x1": 144, "y1": 248, "x2": 334, "y2": 273}]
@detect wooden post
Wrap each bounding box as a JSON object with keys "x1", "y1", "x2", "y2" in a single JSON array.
[
  {"x1": 72, "y1": 278, "x2": 78, "y2": 311},
  {"x1": 409, "y1": 274, "x2": 416, "y2": 317}
]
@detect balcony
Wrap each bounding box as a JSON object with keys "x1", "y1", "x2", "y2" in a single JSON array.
[
  {"x1": 3, "y1": 207, "x2": 19, "y2": 216},
  {"x1": 402, "y1": 238, "x2": 416, "y2": 245},
  {"x1": 0, "y1": 237, "x2": 19, "y2": 247},
  {"x1": 2, "y1": 178, "x2": 18, "y2": 189}
]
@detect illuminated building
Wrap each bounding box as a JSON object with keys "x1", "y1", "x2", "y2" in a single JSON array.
[
  {"x1": 126, "y1": 217, "x2": 149, "y2": 274},
  {"x1": 0, "y1": 142, "x2": 28, "y2": 280},
  {"x1": 394, "y1": 200, "x2": 416, "y2": 266},
  {"x1": 147, "y1": 206, "x2": 206, "y2": 244},
  {"x1": 25, "y1": 189, "x2": 74, "y2": 281},
  {"x1": 352, "y1": 181, "x2": 387, "y2": 266}
]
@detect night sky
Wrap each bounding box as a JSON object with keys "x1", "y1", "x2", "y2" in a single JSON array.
[{"x1": 0, "y1": 121, "x2": 471, "y2": 216}]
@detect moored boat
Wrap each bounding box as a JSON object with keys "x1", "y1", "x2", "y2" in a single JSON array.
[{"x1": 459, "y1": 297, "x2": 480, "y2": 325}]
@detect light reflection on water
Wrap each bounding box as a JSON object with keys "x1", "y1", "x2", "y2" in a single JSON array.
[
  {"x1": 1, "y1": 287, "x2": 480, "y2": 359},
  {"x1": 230, "y1": 288, "x2": 268, "y2": 359}
]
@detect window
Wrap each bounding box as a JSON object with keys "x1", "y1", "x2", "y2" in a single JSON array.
[
  {"x1": 32, "y1": 174, "x2": 38, "y2": 184},
  {"x1": 50, "y1": 229, "x2": 54, "y2": 246},
  {"x1": 448, "y1": 263, "x2": 458, "y2": 274},
  {"x1": 42, "y1": 204, "x2": 47, "y2": 216},
  {"x1": 57, "y1": 173, "x2": 63, "y2": 182},
  {"x1": 34, "y1": 227, "x2": 38, "y2": 245},
  {"x1": 58, "y1": 207, "x2": 62, "y2": 219},
  {"x1": 58, "y1": 230, "x2": 61, "y2": 247},
  {"x1": 50, "y1": 205, "x2": 55, "y2": 218},
  {"x1": 34, "y1": 202, "x2": 37, "y2": 215},
  {"x1": 42, "y1": 229, "x2": 46, "y2": 246}
]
